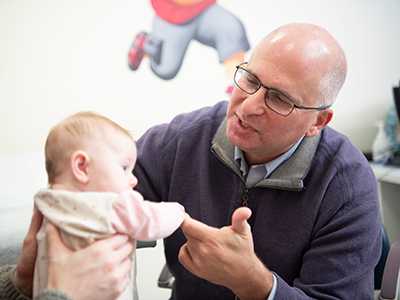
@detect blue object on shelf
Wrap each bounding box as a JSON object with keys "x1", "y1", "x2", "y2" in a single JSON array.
[{"x1": 386, "y1": 105, "x2": 400, "y2": 153}]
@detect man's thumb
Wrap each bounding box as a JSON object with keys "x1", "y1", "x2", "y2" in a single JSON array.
[{"x1": 231, "y1": 207, "x2": 252, "y2": 235}]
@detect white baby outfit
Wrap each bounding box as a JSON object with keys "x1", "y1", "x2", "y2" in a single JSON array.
[{"x1": 33, "y1": 189, "x2": 185, "y2": 300}]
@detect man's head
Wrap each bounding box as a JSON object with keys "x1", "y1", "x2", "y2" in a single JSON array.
[
  {"x1": 45, "y1": 112, "x2": 138, "y2": 193},
  {"x1": 226, "y1": 23, "x2": 347, "y2": 165}
]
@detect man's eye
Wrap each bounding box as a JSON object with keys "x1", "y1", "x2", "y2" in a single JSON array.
[
  {"x1": 273, "y1": 94, "x2": 285, "y2": 103},
  {"x1": 270, "y1": 92, "x2": 291, "y2": 106},
  {"x1": 244, "y1": 75, "x2": 258, "y2": 86}
]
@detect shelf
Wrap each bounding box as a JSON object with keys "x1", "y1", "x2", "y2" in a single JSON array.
[{"x1": 370, "y1": 163, "x2": 400, "y2": 184}]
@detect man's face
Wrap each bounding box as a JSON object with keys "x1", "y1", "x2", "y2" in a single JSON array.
[{"x1": 226, "y1": 39, "x2": 323, "y2": 165}]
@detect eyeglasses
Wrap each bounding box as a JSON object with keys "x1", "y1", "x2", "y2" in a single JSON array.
[{"x1": 234, "y1": 62, "x2": 331, "y2": 116}]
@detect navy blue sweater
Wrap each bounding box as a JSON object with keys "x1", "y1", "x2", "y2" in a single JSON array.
[{"x1": 134, "y1": 101, "x2": 382, "y2": 299}]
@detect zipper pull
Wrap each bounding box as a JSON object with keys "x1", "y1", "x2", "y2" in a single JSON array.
[{"x1": 242, "y1": 190, "x2": 250, "y2": 207}]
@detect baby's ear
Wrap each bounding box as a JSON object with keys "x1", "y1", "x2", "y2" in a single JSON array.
[{"x1": 71, "y1": 150, "x2": 90, "y2": 183}]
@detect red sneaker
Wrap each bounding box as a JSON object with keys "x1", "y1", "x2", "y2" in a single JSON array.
[
  {"x1": 226, "y1": 85, "x2": 234, "y2": 95},
  {"x1": 128, "y1": 32, "x2": 147, "y2": 71}
]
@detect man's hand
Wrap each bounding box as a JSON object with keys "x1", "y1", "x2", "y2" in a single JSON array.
[
  {"x1": 13, "y1": 205, "x2": 43, "y2": 297},
  {"x1": 46, "y1": 222, "x2": 133, "y2": 300},
  {"x1": 179, "y1": 207, "x2": 273, "y2": 300}
]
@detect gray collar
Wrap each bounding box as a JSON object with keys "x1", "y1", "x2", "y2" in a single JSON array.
[{"x1": 211, "y1": 117, "x2": 321, "y2": 191}]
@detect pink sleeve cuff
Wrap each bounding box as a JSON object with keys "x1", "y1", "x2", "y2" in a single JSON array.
[{"x1": 110, "y1": 190, "x2": 185, "y2": 241}]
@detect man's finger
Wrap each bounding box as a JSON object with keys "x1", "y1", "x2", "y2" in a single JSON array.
[
  {"x1": 180, "y1": 214, "x2": 215, "y2": 241},
  {"x1": 231, "y1": 207, "x2": 252, "y2": 235},
  {"x1": 178, "y1": 243, "x2": 194, "y2": 272}
]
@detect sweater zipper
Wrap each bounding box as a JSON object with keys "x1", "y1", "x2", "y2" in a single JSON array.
[
  {"x1": 210, "y1": 146, "x2": 254, "y2": 207},
  {"x1": 242, "y1": 189, "x2": 251, "y2": 207}
]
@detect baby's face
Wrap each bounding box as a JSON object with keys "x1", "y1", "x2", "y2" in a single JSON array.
[{"x1": 85, "y1": 130, "x2": 138, "y2": 194}]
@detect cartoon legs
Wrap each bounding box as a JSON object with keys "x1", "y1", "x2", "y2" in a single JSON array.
[{"x1": 128, "y1": 4, "x2": 250, "y2": 92}]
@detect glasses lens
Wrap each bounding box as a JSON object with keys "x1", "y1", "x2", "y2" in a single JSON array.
[
  {"x1": 234, "y1": 68, "x2": 260, "y2": 94},
  {"x1": 266, "y1": 90, "x2": 294, "y2": 116}
]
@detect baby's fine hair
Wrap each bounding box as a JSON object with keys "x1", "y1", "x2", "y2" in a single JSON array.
[{"x1": 45, "y1": 111, "x2": 134, "y2": 184}]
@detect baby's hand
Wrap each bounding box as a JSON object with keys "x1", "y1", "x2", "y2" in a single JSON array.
[{"x1": 180, "y1": 213, "x2": 191, "y2": 228}]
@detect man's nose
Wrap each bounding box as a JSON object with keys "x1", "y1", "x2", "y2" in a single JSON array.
[{"x1": 240, "y1": 90, "x2": 266, "y2": 116}]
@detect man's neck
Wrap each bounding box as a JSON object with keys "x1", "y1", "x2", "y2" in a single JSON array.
[
  {"x1": 241, "y1": 136, "x2": 305, "y2": 167},
  {"x1": 243, "y1": 151, "x2": 284, "y2": 167}
]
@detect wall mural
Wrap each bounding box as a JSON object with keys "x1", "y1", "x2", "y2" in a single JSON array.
[{"x1": 127, "y1": 0, "x2": 250, "y2": 94}]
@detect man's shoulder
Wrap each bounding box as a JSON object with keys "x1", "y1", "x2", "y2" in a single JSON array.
[
  {"x1": 140, "y1": 101, "x2": 228, "y2": 148},
  {"x1": 320, "y1": 126, "x2": 362, "y2": 155},
  {"x1": 170, "y1": 100, "x2": 228, "y2": 129},
  {"x1": 318, "y1": 126, "x2": 372, "y2": 172}
]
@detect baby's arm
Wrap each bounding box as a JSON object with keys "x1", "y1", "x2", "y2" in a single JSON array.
[{"x1": 109, "y1": 190, "x2": 185, "y2": 241}]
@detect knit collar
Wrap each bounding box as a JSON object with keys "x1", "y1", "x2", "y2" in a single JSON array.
[{"x1": 211, "y1": 117, "x2": 321, "y2": 191}]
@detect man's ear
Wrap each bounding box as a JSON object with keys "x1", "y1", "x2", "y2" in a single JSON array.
[
  {"x1": 71, "y1": 150, "x2": 90, "y2": 184},
  {"x1": 305, "y1": 108, "x2": 333, "y2": 138}
]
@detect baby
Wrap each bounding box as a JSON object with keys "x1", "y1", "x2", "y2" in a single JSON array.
[{"x1": 33, "y1": 112, "x2": 185, "y2": 300}]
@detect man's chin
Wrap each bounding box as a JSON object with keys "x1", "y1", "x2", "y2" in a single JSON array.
[{"x1": 226, "y1": 129, "x2": 248, "y2": 151}]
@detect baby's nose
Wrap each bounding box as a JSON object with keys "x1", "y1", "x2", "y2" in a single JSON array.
[{"x1": 130, "y1": 174, "x2": 138, "y2": 188}]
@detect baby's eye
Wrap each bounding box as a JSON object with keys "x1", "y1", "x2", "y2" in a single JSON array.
[{"x1": 122, "y1": 165, "x2": 127, "y2": 171}]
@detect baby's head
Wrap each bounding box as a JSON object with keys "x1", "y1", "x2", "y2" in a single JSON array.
[{"x1": 45, "y1": 111, "x2": 138, "y2": 193}]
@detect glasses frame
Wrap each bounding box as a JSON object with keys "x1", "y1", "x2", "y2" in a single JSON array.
[{"x1": 234, "y1": 62, "x2": 332, "y2": 116}]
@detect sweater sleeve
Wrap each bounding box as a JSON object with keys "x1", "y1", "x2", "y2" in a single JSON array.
[
  {"x1": 0, "y1": 265, "x2": 30, "y2": 300},
  {"x1": 273, "y1": 157, "x2": 382, "y2": 299},
  {"x1": 34, "y1": 290, "x2": 75, "y2": 300},
  {"x1": 0, "y1": 265, "x2": 74, "y2": 300},
  {"x1": 110, "y1": 190, "x2": 185, "y2": 241}
]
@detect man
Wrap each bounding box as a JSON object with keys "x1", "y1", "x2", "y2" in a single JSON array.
[{"x1": 134, "y1": 23, "x2": 382, "y2": 299}]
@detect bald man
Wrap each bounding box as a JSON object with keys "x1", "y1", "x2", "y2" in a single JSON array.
[{"x1": 134, "y1": 23, "x2": 382, "y2": 299}]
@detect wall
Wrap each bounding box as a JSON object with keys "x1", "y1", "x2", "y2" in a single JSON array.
[
  {"x1": 1, "y1": 1, "x2": 399, "y2": 299},
  {"x1": 1, "y1": 0, "x2": 400, "y2": 155}
]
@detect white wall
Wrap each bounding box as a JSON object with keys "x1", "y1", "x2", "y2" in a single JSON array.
[
  {"x1": 1, "y1": 0, "x2": 400, "y2": 155},
  {"x1": 1, "y1": 1, "x2": 399, "y2": 299}
]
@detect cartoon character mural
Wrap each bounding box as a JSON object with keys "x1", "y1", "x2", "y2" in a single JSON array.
[{"x1": 128, "y1": 0, "x2": 250, "y2": 94}]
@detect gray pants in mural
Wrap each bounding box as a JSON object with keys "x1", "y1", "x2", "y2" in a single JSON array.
[{"x1": 144, "y1": 4, "x2": 250, "y2": 80}]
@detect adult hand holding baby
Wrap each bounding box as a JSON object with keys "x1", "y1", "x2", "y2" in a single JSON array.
[
  {"x1": 11, "y1": 205, "x2": 133, "y2": 300},
  {"x1": 13, "y1": 205, "x2": 43, "y2": 297},
  {"x1": 46, "y1": 222, "x2": 133, "y2": 300}
]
